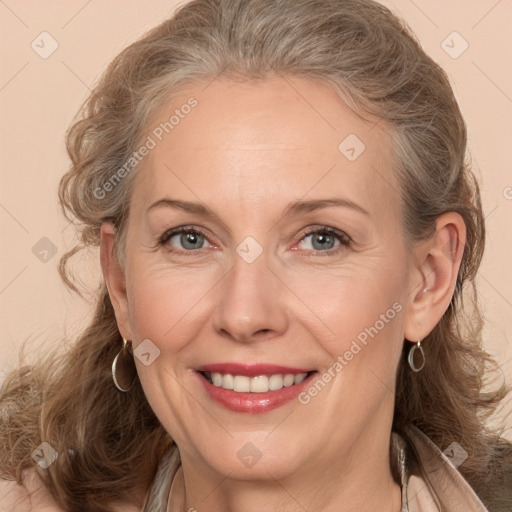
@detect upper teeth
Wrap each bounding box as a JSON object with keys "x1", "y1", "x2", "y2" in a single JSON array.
[{"x1": 209, "y1": 372, "x2": 308, "y2": 393}]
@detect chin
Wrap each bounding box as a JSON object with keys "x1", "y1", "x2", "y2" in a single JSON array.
[{"x1": 198, "y1": 434, "x2": 309, "y2": 481}]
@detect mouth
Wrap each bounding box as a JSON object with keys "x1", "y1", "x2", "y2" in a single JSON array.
[
  {"x1": 198, "y1": 370, "x2": 317, "y2": 393},
  {"x1": 194, "y1": 363, "x2": 319, "y2": 413}
]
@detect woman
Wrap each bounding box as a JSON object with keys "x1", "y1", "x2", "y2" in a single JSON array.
[{"x1": 1, "y1": 0, "x2": 511, "y2": 510}]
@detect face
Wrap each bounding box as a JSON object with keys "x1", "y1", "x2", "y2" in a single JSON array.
[{"x1": 109, "y1": 76, "x2": 416, "y2": 482}]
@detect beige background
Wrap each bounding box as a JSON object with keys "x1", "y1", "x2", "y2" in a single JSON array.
[{"x1": 1, "y1": 1, "x2": 511, "y2": 434}]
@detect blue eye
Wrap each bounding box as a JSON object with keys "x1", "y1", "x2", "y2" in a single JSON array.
[
  {"x1": 298, "y1": 227, "x2": 351, "y2": 254},
  {"x1": 159, "y1": 225, "x2": 351, "y2": 257},
  {"x1": 160, "y1": 228, "x2": 211, "y2": 252}
]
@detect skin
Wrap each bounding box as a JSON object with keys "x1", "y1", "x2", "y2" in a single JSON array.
[{"x1": 100, "y1": 75, "x2": 466, "y2": 512}]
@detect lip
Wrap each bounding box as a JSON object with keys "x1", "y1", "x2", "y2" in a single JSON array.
[
  {"x1": 195, "y1": 363, "x2": 317, "y2": 414},
  {"x1": 196, "y1": 363, "x2": 313, "y2": 377}
]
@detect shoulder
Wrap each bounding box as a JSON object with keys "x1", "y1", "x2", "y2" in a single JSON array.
[
  {"x1": 0, "y1": 472, "x2": 145, "y2": 512},
  {"x1": 0, "y1": 470, "x2": 65, "y2": 512}
]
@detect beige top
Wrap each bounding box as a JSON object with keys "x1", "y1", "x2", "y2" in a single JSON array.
[
  {"x1": 0, "y1": 426, "x2": 489, "y2": 511},
  {"x1": 405, "y1": 425, "x2": 489, "y2": 512}
]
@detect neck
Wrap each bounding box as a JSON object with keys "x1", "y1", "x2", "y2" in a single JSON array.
[{"x1": 170, "y1": 427, "x2": 402, "y2": 512}]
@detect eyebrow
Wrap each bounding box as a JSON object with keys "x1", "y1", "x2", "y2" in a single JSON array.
[{"x1": 146, "y1": 197, "x2": 370, "y2": 219}]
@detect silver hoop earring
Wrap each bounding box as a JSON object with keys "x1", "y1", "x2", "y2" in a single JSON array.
[
  {"x1": 112, "y1": 338, "x2": 137, "y2": 392},
  {"x1": 407, "y1": 339, "x2": 425, "y2": 373}
]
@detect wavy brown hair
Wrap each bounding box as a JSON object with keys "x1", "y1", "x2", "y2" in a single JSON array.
[{"x1": 1, "y1": 0, "x2": 511, "y2": 510}]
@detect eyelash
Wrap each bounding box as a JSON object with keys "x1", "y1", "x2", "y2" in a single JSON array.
[{"x1": 159, "y1": 225, "x2": 352, "y2": 257}]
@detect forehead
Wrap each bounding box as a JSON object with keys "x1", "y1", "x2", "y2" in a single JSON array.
[{"x1": 132, "y1": 76, "x2": 400, "y2": 222}]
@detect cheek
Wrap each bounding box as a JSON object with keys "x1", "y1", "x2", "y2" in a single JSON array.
[
  {"x1": 287, "y1": 261, "x2": 407, "y2": 422},
  {"x1": 290, "y1": 265, "x2": 406, "y2": 431},
  {"x1": 125, "y1": 253, "x2": 407, "y2": 356},
  {"x1": 126, "y1": 262, "x2": 221, "y2": 349},
  {"x1": 285, "y1": 261, "x2": 406, "y2": 351},
  {"x1": 124, "y1": 228, "x2": 408, "y2": 351}
]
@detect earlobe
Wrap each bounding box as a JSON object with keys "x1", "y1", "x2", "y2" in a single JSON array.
[
  {"x1": 403, "y1": 212, "x2": 466, "y2": 342},
  {"x1": 100, "y1": 222, "x2": 132, "y2": 340}
]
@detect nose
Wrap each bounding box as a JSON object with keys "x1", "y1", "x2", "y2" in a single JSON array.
[{"x1": 212, "y1": 253, "x2": 289, "y2": 343}]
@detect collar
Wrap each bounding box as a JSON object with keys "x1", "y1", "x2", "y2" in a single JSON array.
[{"x1": 404, "y1": 425, "x2": 489, "y2": 512}]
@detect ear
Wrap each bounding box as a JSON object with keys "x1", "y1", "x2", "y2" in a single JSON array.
[
  {"x1": 403, "y1": 212, "x2": 466, "y2": 341},
  {"x1": 100, "y1": 222, "x2": 133, "y2": 341}
]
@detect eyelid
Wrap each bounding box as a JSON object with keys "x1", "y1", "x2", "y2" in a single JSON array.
[{"x1": 299, "y1": 225, "x2": 351, "y2": 242}]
